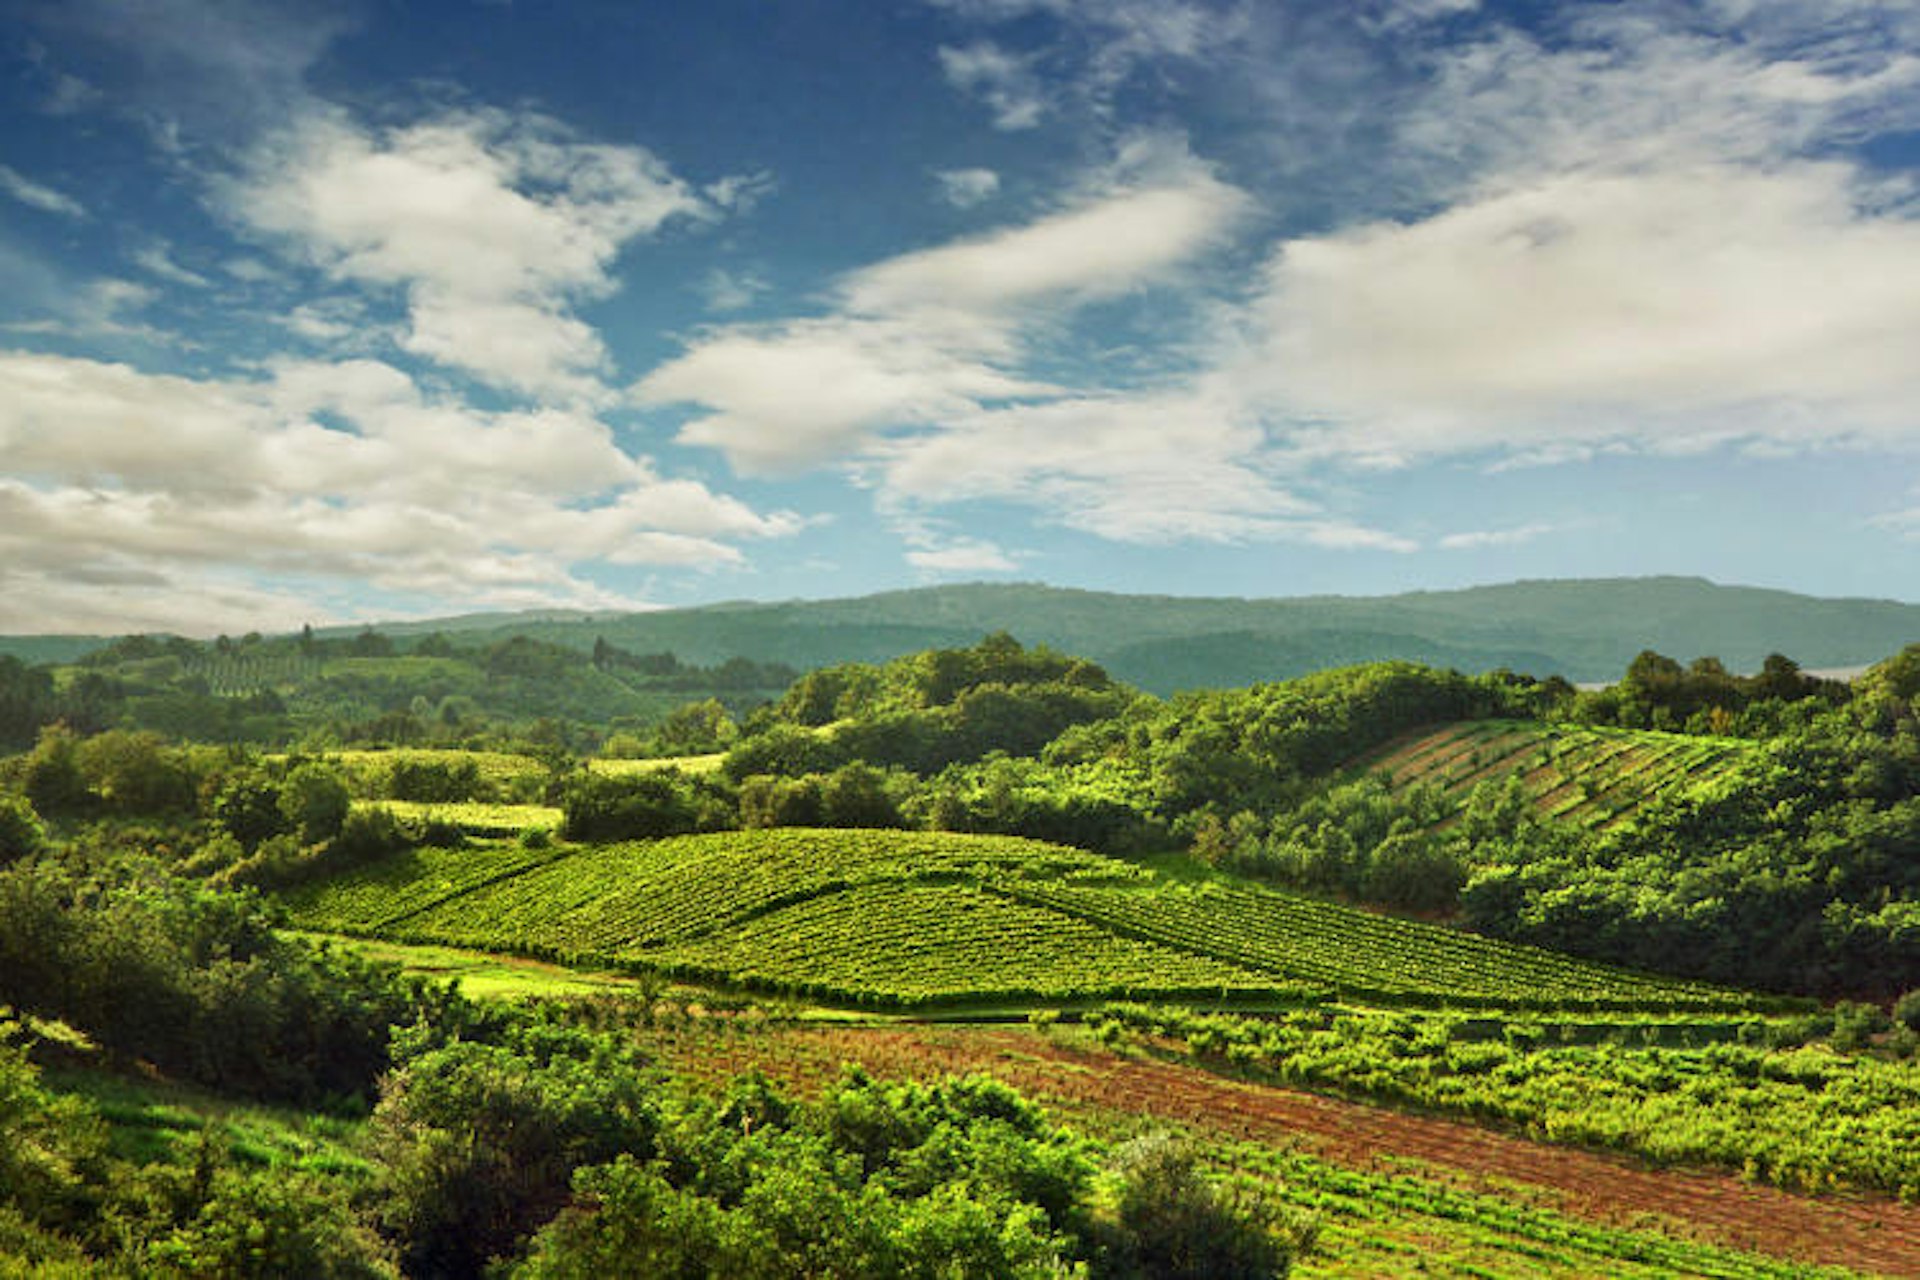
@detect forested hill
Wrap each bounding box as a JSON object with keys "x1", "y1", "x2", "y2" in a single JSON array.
[{"x1": 9, "y1": 577, "x2": 1920, "y2": 693}]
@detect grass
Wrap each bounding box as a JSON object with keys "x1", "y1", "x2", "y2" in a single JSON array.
[
  {"x1": 285, "y1": 931, "x2": 662, "y2": 1002},
  {"x1": 40, "y1": 1063, "x2": 373, "y2": 1179},
  {"x1": 352, "y1": 798, "x2": 562, "y2": 834}
]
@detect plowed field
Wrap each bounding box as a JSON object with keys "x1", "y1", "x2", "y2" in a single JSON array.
[{"x1": 656, "y1": 1022, "x2": 1920, "y2": 1277}]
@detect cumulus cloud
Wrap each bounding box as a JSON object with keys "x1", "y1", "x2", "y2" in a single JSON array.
[
  {"x1": 1237, "y1": 163, "x2": 1920, "y2": 466},
  {"x1": 0, "y1": 351, "x2": 803, "y2": 633},
  {"x1": 227, "y1": 108, "x2": 713, "y2": 402}
]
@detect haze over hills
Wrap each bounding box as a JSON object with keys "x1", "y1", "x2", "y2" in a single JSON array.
[{"x1": 8, "y1": 577, "x2": 1915, "y2": 693}]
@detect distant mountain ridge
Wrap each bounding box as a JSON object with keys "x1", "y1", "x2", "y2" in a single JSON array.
[{"x1": 7, "y1": 577, "x2": 1917, "y2": 693}]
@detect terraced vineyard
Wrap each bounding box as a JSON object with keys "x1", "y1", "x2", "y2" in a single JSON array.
[
  {"x1": 1362, "y1": 720, "x2": 1753, "y2": 828},
  {"x1": 282, "y1": 829, "x2": 1774, "y2": 1012}
]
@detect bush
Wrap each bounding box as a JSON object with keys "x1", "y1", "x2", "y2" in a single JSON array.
[
  {"x1": 1100, "y1": 1133, "x2": 1291, "y2": 1280},
  {"x1": 1892, "y1": 988, "x2": 1920, "y2": 1034},
  {"x1": 280, "y1": 764, "x2": 351, "y2": 845},
  {"x1": 0, "y1": 794, "x2": 45, "y2": 865}
]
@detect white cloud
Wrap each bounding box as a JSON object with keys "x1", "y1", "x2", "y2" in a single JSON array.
[
  {"x1": 645, "y1": 316, "x2": 1049, "y2": 472},
  {"x1": 1436, "y1": 523, "x2": 1556, "y2": 551},
  {"x1": 844, "y1": 168, "x2": 1247, "y2": 315},
  {"x1": 2, "y1": 276, "x2": 168, "y2": 343},
  {"x1": 869, "y1": 390, "x2": 1410, "y2": 548},
  {"x1": 131, "y1": 244, "x2": 212, "y2": 287},
  {"x1": 935, "y1": 167, "x2": 1001, "y2": 207},
  {"x1": 0, "y1": 351, "x2": 804, "y2": 633},
  {"x1": 228, "y1": 108, "x2": 713, "y2": 403},
  {"x1": 699, "y1": 268, "x2": 769, "y2": 313},
  {"x1": 641, "y1": 151, "x2": 1249, "y2": 473},
  {"x1": 0, "y1": 164, "x2": 87, "y2": 218},
  {"x1": 906, "y1": 540, "x2": 1020, "y2": 573},
  {"x1": 939, "y1": 41, "x2": 1049, "y2": 129},
  {"x1": 1240, "y1": 161, "x2": 1920, "y2": 467}
]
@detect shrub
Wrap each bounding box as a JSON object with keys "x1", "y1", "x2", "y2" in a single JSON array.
[
  {"x1": 0, "y1": 794, "x2": 45, "y2": 865},
  {"x1": 1100, "y1": 1133, "x2": 1291, "y2": 1280}
]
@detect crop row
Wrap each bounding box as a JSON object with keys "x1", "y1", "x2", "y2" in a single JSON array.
[
  {"x1": 638, "y1": 883, "x2": 1296, "y2": 1006},
  {"x1": 1000, "y1": 879, "x2": 1766, "y2": 1012},
  {"x1": 1369, "y1": 721, "x2": 1751, "y2": 829},
  {"x1": 287, "y1": 829, "x2": 1143, "y2": 956}
]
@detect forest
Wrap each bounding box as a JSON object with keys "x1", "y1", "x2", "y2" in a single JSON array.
[{"x1": 2, "y1": 626, "x2": 1919, "y2": 1276}]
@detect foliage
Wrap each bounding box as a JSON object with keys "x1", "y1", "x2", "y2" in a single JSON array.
[
  {"x1": 283, "y1": 828, "x2": 1762, "y2": 1014},
  {"x1": 280, "y1": 763, "x2": 352, "y2": 846},
  {"x1": 0, "y1": 856, "x2": 477, "y2": 1106},
  {"x1": 372, "y1": 1019, "x2": 656, "y2": 1278},
  {"x1": 1095, "y1": 1003, "x2": 1920, "y2": 1199},
  {"x1": 0, "y1": 793, "x2": 46, "y2": 865},
  {"x1": 1100, "y1": 1132, "x2": 1291, "y2": 1280},
  {"x1": 558, "y1": 769, "x2": 732, "y2": 842}
]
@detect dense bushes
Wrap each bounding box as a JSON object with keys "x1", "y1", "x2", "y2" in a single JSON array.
[{"x1": 0, "y1": 856, "x2": 476, "y2": 1106}]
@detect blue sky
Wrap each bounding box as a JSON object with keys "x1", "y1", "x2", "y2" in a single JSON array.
[{"x1": 3, "y1": 0, "x2": 1919, "y2": 634}]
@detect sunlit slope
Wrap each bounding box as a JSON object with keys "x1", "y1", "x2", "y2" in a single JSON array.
[
  {"x1": 1362, "y1": 720, "x2": 1753, "y2": 828},
  {"x1": 281, "y1": 829, "x2": 1767, "y2": 1012}
]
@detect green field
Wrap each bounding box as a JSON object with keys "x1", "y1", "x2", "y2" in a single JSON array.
[
  {"x1": 281, "y1": 829, "x2": 1770, "y2": 1013},
  {"x1": 1362, "y1": 719, "x2": 1753, "y2": 828},
  {"x1": 353, "y1": 799, "x2": 563, "y2": 835}
]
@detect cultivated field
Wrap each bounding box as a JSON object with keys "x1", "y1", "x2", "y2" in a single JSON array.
[
  {"x1": 282, "y1": 828, "x2": 1769, "y2": 1012},
  {"x1": 1361, "y1": 719, "x2": 1752, "y2": 827}
]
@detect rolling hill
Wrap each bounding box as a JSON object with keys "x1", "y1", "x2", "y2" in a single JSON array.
[
  {"x1": 282, "y1": 827, "x2": 1768, "y2": 1013},
  {"x1": 9, "y1": 576, "x2": 1918, "y2": 694}
]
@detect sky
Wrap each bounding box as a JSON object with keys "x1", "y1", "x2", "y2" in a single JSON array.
[{"x1": 3, "y1": 0, "x2": 1920, "y2": 635}]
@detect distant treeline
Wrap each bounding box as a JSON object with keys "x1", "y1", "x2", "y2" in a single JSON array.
[{"x1": 0, "y1": 629, "x2": 796, "y2": 753}]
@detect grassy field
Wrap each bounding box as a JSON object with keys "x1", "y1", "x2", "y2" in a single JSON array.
[
  {"x1": 352, "y1": 798, "x2": 562, "y2": 835},
  {"x1": 280, "y1": 828, "x2": 1770, "y2": 1013},
  {"x1": 1361, "y1": 719, "x2": 1753, "y2": 828}
]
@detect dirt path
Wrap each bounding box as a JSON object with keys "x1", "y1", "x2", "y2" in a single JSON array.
[{"x1": 666, "y1": 1024, "x2": 1920, "y2": 1277}]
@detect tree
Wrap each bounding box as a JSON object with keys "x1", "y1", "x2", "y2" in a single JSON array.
[
  {"x1": 0, "y1": 794, "x2": 46, "y2": 865},
  {"x1": 652, "y1": 698, "x2": 737, "y2": 756},
  {"x1": 279, "y1": 763, "x2": 351, "y2": 845},
  {"x1": 1101, "y1": 1133, "x2": 1290, "y2": 1279}
]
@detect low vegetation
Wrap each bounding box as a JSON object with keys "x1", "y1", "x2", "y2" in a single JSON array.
[{"x1": 5, "y1": 625, "x2": 1920, "y2": 1276}]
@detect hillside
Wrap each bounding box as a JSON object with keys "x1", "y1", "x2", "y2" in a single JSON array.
[
  {"x1": 1361, "y1": 720, "x2": 1754, "y2": 830},
  {"x1": 396, "y1": 578, "x2": 1920, "y2": 690},
  {"x1": 282, "y1": 828, "x2": 1764, "y2": 1013},
  {"x1": 15, "y1": 576, "x2": 1910, "y2": 693}
]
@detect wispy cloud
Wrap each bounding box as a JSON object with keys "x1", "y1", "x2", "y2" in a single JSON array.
[
  {"x1": 934, "y1": 167, "x2": 1001, "y2": 207},
  {"x1": 939, "y1": 41, "x2": 1049, "y2": 129},
  {"x1": 905, "y1": 540, "x2": 1021, "y2": 573},
  {"x1": 1437, "y1": 523, "x2": 1556, "y2": 552},
  {"x1": 640, "y1": 138, "x2": 1249, "y2": 477},
  {"x1": 699, "y1": 268, "x2": 769, "y2": 313},
  {"x1": 0, "y1": 164, "x2": 87, "y2": 219},
  {"x1": 131, "y1": 243, "x2": 212, "y2": 287}
]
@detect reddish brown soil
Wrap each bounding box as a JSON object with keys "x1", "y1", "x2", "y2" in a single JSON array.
[{"x1": 660, "y1": 1023, "x2": 1920, "y2": 1277}]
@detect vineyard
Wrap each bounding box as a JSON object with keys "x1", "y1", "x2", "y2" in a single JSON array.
[
  {"x1": 282, "y1": 828, "x2": 1774, "y2": 1012},
  {"x1": 1361, "y1": 720, "x2": 1753, "y2": 828}
]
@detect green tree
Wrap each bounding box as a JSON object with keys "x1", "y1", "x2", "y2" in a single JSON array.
[
  {"x1": 279, "y1": 763, "x2": 351, "y2": 845},
  {"x1": 0, "y1": 794, "x2": 46, "y2": 865}
]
